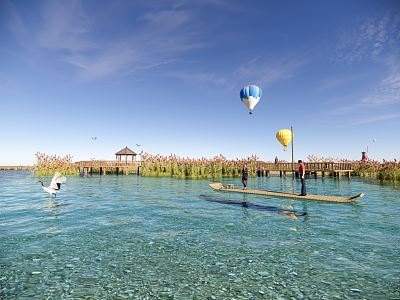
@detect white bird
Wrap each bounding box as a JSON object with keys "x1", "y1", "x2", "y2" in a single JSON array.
[{"x1": 38, "y1": 172, "x2": 67, "y2": 197}]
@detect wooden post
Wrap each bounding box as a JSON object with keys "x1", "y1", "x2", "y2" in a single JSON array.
[
  {"x1": 116, "y1": 167, "x2": 119, "y2": 175},
  {"x1": 347, "y1": 171, "x2": 351, "y2": 179},
  {"x1": 291, "y1": 126, "x2": 294, "y2": 194},
  {"x1": 280, "y1": 171, "x2": 283, "y2": 177},
  {"x1": 322, "y1": 171, "x2": 325, "y2": 178}
]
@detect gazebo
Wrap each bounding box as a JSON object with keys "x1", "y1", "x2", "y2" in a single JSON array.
[{"x1": 115, "y1": 146, "x2": 137, "y2": 163}]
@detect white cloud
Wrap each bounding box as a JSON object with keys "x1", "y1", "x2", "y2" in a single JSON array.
[
  {"x1": 36, "y1": 1, "x2": 95, "y2": 52},
  {"x1": 334, "y1": 59, "x2": 400, "y2": 113},
  {"x1": 234, "y1": 53, "x2": 313, "y2": 86},
  {"x1": 62, "y1": 44, "x2": 140, "y2": 80},
  {"x1": 350, "y1": 112, "x2": 400, "y2": 125},
  {"x1": 331, "y1": 12, "x2": 400, "y2": 115},
  {"x1": 319, "y1": 72, "x2": 369, "y2": 90},
  {"x1": 169, "y1": 71, "x2": 227, "y2": 85},
  {"x1": 336, "y1": 12, "x2": 400, "y2": 62},
  {"x1": 140, "y1": 10, "x2": 191, "y2": 30},
  {"x1": 6, "y1": 2, "x2": 206, "y2": 81}
]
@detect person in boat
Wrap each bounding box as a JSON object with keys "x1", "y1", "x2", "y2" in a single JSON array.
[
  {"x1": 242, "y1": 164, "x2": 249, "y2": 190},
  {"x1": 298, "y1": 160, "x2": 306, "y2": 196}
]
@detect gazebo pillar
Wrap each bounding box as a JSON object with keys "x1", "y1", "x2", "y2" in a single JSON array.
[{"x1": 115, "y1": 146, "x2": 137, "y2": 166}]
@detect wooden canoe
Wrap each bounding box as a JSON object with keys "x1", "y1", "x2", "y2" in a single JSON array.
[{"x1": 209, "y1": 183, "x2": 364, "y2": 203}]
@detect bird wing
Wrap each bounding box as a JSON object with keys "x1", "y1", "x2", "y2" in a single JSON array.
[{"x1": 49, "y1": 172, "x2": 67, "y2": 190}]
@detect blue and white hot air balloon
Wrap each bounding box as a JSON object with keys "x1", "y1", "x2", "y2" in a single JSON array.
[{"x1": 240, "y1": 85, "x2": 262, "y2": 114}]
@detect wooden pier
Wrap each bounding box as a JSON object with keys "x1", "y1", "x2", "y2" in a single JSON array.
[
  {"x1": 74, "y1": 161, "x2": 141, "y2": 176},
  {"x1": 256, "y1": 162, "x2": 353, "y2": 179}
]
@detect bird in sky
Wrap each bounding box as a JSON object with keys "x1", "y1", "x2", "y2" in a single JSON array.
[
  {"x1": 38, "y1": 172, "x2": 67, "y2": 197},
  {"x1": 91, "y1": 137, "x2": 97, "y2": 140},
  {"x1": 136, "y1": 144, "x2": 141, "y2": 147}
]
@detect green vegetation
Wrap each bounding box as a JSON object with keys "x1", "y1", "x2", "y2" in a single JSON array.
[
  {"x1": 140, "y1": 153, "x2": 258, "y2": 178},
  {"x1": 353, "y1": 161, "x2": 400, "y2": 181},
  {"x1": 33, "y1": 151, "x2": 400, "y2": 182},
  {"x1": 308, "y1": 155, "x2": 400, "y2": 181},
  {"x1": 34, "y1": 152, "x2": 79, "y2": 176}
]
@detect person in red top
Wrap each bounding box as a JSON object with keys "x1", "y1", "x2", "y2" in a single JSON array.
[
  {"x1": 298, "y1": 160, "x2": 306, "y2": 196},
  {"x1": 361, "y1": 152, "x2": 367, "y2": 161}
]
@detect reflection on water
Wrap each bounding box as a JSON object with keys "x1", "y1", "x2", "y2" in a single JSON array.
[
  {"x1": 43, "y1": 199, "x2": 69, "y2": 211},
  {"x1": 199, "y1": 194, "x2": 308, "y2": 218},
  {"x1": 0, "y1": 171, "x2": 399, "y2": 299}
]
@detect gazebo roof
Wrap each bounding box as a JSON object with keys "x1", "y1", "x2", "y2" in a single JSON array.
[{"x1": 115, "y1": 146, "x2": 137, "y2": 156}]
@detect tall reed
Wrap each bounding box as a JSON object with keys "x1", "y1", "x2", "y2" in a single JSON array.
[
  {"x1": 34, "y1": 152, "x2": 79, "y2": 176},
  {"x1": 140, "y1": 153, "x2": 258, "y2": 178},
  {"x1": 308, "y1": 155, "x2": 400, "y2": 181}
]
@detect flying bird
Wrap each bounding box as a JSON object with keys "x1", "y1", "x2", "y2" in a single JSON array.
[
  {"x1": 38, "y1": 172, "x2": 67, "y2": 197},
  {"x1": 136, "y1": 144, "x2": 141, "y2": 147},
  {"x1": 91, "y1": 137, "x2": 97, "y2": 140}
]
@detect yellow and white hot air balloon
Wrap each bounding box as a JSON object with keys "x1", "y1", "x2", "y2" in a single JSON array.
[{"x1": 276, "y1": 129, "x2": 293, "y2": 150}]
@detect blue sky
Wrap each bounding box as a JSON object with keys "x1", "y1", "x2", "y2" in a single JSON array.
[{"x1": 1, "y1": 0, "x2": 399, "y2": 165}]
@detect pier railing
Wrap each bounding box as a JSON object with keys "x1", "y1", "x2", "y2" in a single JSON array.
[
  {"x1": 74, "y1": 160, "x2": 141, "y2": 168},
  {"x1": 257, "y1": 162, "x2": 353, "y2": 172},
  {"x1": 75, "y1": 161, "x2": 352, "y2": 171}
]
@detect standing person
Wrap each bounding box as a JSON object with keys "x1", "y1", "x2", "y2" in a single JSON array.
[
  {"x1": 274, "y1": 156, "x2": 278, "y2": 164},
  {"x1": 242, "y1": 164, "x2": 249, "y2": 190},
  {"x1": 361, "y1": 151, "x2": 367, "y2": 161},
  {"x1": 298, "y1": 160, "x2": 306, "y2": 196}
]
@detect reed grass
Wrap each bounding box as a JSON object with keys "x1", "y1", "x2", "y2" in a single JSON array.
[
  {"x1": 140, "y1": 153, "x2": 258, "y2": 178},
  {"x1": 354, "y1": 160, "x2": 400, "y2": 181},
  {"x1": 33, "y1": 151, "x2": 400, "y2": 181},
  {"x1": 34, "y1": 152, "x2": 79, "y2": 176},
  {"x1": 308, "y1": 155, "x2": 400, "y2": 181}
]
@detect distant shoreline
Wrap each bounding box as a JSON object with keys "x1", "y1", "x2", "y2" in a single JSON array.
[{"x1": 0, "y1": 166, "x2": 33, "y2": 170}]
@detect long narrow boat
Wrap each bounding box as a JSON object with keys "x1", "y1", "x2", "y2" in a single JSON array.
[{"x1": 209, "y1": 183, "x2": 364, "y2": 203}]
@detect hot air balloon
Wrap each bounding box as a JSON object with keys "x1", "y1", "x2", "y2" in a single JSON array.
[
  {"x1": 240, "y1": 85, "x2": 262, "y2": 114},
  {"x1": 276, "y1": 129, "x2": 293, "y2": 150}
]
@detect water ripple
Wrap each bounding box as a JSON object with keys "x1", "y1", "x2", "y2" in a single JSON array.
[{"x1": 0, "y1": 171, "x2": 399, "y2": 299}]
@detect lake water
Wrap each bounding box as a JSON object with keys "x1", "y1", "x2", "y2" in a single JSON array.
[{"x1": 1, "y1": 171, "x2": 399, "y2": 299}]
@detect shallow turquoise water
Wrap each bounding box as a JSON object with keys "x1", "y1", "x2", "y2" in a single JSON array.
[{"x1": 1, "y1": 171, "x2": 399, "y2": 299}]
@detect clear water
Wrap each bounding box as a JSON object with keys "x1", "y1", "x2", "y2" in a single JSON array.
[{"x1": 1, "y1": 171, "x2": 399, "y2": 299}]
